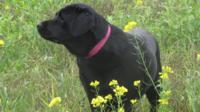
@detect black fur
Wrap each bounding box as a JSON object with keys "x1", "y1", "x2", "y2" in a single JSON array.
[{"x1": 37, "y1": 3, "x2": 161, "y2": 112}]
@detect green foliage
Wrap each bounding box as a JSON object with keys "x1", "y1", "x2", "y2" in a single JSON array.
[{"x1": 0, "y1": 0, "x2": 200, "y2": 112}]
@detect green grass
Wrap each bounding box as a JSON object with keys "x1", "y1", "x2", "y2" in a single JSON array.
[{"x1": 0, "y1": 0, "x2": 200, "y2": 112}]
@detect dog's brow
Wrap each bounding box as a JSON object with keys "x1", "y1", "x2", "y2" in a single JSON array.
[
  {"x1": 55, "y1": 12, "x2": 61, "y2": 18},
  {"x1": 55, "y1": 12, "x2": 59, "y2": 16}
]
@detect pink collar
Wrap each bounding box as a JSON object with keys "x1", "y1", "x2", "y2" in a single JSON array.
[{"x1": 87, "y1": 25, "x2": 112, "y2": 58}]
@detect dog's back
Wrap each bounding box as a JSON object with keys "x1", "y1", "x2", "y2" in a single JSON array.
[{"x1": 128, "y1": 28, "x2": 158, "y2": 55}]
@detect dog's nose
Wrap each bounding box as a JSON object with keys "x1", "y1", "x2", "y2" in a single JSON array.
[{"x1": 37, "y1": 23, "x2": 45, "y2": 35}]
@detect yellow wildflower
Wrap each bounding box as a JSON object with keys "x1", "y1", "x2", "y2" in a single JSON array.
[
  {"x1": 48, "y1": 97, "x2": 62, "y2": 107},
  {"x1": 197, "y1": 53, "x2": 200, "y2": 61},
  {"x1": 5, "y1": 5, "x2": 10, "y2": 10},
  {"x1": 128, "y1": 21, "x2": 137, "y2": 26},
  {"x1": 133, "y1": 80, "x2": 141, "y2": 87},
  {"x1": 163, "y1": 90, "x2": 172, "y2": 96},
  {"x1": 0, "y1": 39, "x2": 5, "y2": 46},
  {"x1": 118, "y1": 107, "x2": 125, "y2": 112},
  {"x1": 91, "y1": 96, "x2": 107, "y2": 107},
  {"x1": 105, "y1": 94, "x2": 112, "y2": 101},
  {"x1": 124, "y1": 25, "x2": 132, "y2": 32},
  {"x1": 130, "y1": 99, "x2": 138, "y2": 105},
  {"x1": 109, "y1": 80, "x2": 118, "y2": 86},
  {"x1": 113, "y1": 85, "x2": 128, "y2": 96},
  {"x1": 136, "y1": 0, "x2": 143, "y2": 6},
  {"x1": 162, "y1": 66, "x2": 174, "y2": 74},
  {"x1": 90, "y1": 80, "x2": 100, "y2": 87},
  {"x1": 123, "y1": 28, "x2": 129, "y2": 32},
  {"x1": 123, "y1": 21, "x2": 137, "y2": 32},
  {"x1": 159, "y1": 72, "x2": 169, "y2": 79},
  {"x1": 158, "y1": 99, "x2": 169, "y2": 105}
]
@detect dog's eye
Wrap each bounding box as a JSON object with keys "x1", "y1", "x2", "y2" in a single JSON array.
[
  {"x1": 59, "y1": 14, "x2": 64, "y2": 21},
  {"x1": 56, "y1": 12, "x2": 64, "y2": 21}
]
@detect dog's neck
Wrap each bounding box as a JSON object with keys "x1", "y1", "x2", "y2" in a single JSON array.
[
  {"x1": 75, "y1": 16, "x2": 130, "y2": 60},
  {"x1": 86, "y1": 24, "x2": 130, "y2": 60},
  {"x1": 86, "y1": 25, "x2": 111, "y2": 58},
  {"x1": 91, "y1": 16, "x2": 110, "y2": 41},
  {"x1": 78, "y1": 25, "x2": 131, "y2": 72},
  {"x1": 84, "y1": 16, "x2": 111, "y2": 58}
]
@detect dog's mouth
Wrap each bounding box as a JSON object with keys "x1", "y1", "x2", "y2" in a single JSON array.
[
  {"x1": 47, "y1": 38, "x2": 62, "y2": 43},
  {"x1": 40, "y1": 34, "x2": 62, "y2": 44}
]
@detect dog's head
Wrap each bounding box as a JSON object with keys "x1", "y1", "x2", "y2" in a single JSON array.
[{"x1": 37, "y1": 4, "x2": 104, "y2": 56}]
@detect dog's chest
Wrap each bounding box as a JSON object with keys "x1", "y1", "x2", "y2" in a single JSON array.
[{"x1": 77, "y1": 53, "x2": 143, "y2": 82}]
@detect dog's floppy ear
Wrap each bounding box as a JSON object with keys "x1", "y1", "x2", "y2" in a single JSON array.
[
  {"x1": 61, "y1": 4, "x2": 95, "y2": 37},
  {"x1": 69, "y1": 11, "x2": 95, "y2": 37}
]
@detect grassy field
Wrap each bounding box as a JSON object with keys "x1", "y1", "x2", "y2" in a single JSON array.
[{"x1": 0, "y1": 0, "x2": 200, "y2": 112}]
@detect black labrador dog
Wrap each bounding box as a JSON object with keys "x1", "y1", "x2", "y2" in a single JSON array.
[{"x1": 37, "y1": 3, "x2": 161, "y2": 112}]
